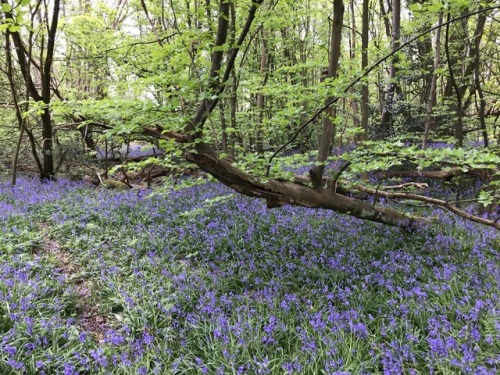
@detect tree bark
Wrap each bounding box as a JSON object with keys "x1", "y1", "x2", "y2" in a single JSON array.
[
  {"x1": 472, "y1": 9, "x2": 488, "y2": 147},
  {"x1": 188, "y1": 142, "x2": 423, "y2": 230},
  {"x1": 379, "y1": 0, "x2": 401, "y2": 139},
  {"x1": 422, "y1": 13, "x2": 442, "y2": 149},
  {"x1": 5, "y1": 33, "x2": 30, "y2": 185},
  {"x1": 228, "y1": 2, "x2": 237, "y2": 160},
  {"x1": 3, "y1": 24, "x2": 43, "y2": 176},
  {"x1": 379, "y1": 0, "x2": 391, "y2": 39},
  {"x1": 349, "y1": 0, "x2": 360, "y2": 132},
  {"x1": 444, "y1": 11, "x2": 465, "y2": 147},
  {"x1": 309, "y1": 0, "x2": 344, "y2": 189},
  {"x1": 219, "y1": 101, "x2": 228, "y2": 155},
  {"x1": 360, "y1": 0, "x2": 369, "y2": 141},
  {"x1": 39, "y1": 0, "x2": 61, "y2": 179},
  {"x1": 2, "y1": 0, "x2": 60, "y2": 179},
  {"x1": 255, "y1": 28, "x2": 268, "y2": 152}
]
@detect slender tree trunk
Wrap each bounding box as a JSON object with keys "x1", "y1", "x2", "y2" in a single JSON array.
[
  {"x1": 220, "y1": 101, "x2": 228, "y2": 154},
  {"x1": 255, "y1": 28, "x2": 268, "y2": 152},
  {"x1": 422, "y1": 13, "x2": 443, "y2": 149},
  {"x1": 457, "y1": 8, "x2": 488, "y2": 112},
  {"x1": 2, "y1": 0, "x2": 60, "y2": 179},
  {"x1": 4, "y1": 30, "x2": 43, "y2": 176},
  {"x1": 497, "y1": 118, "x2": 500, "y2": 146},
  {"x1": 140, "y1": 0, "x2": 164, "y2": 46},
  {"x1": 299, "y1": 14, "x2": 311, "y2": 149},
  {"x1": 218, "y1": 0, "x2": 238, "y2": 157},
  {"x1": 78, "y1": 123, "x2": 96, "y2": 151},
  {"x1": 418, "y1": 35, "x2": 434, "y2": 106},
  {"x1": 444, "y1": 11, "x2": 464, "y2": 147},
  {"x1": 379, "y1": 0, "x2": 400, "y2": 139},
  {"x1": 310, "y1": 0, "x2": 344, "y2": 189},
  {"x1": 12, "y1": 126, "x2": 25, "y2": 186},
  {"x1": 471, "y1": 9, "x2": 488, "y2": 147},
  {"x1": 379, "y1": 0, "x2": 391, "y2": 38},
  {"x1": 408, "y1": 0, "x2": 434, "y2": 107},
  {"x1": 349, "y1": 0, "x2": 359, "y2": 130},
  {"x1": 228, "y1": 2, "x2": 237, "y2": 160},
  {"x1": 360, "y1": 0, "x2": 369, "y2": 141},
  {"x1": 39, "y1": 0, "x2": 61, "y2": 179},
  {"x1": 5, "y1": 33, "x2": 29, "y2": 186}
]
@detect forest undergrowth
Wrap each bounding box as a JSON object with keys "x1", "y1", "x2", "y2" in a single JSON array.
[{"x1": 0, "y1": 178, "x2": 498, "y2": 374}]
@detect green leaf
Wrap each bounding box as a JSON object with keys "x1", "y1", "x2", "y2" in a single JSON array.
[
  {"x1": 478, "y1": 191, "x2": 493, "y2": 207},
  {"x1": 1, "y1": 3, "x2": 12, "y2": 12},
  {"x1": 409, "y1": 3, "x2": 422, "y2": 12},
  {"x1": 427, "y1": 2, "x2": 443, "y2": 12},
  {"x1": 8, "y1": 25, "x2": 20, "y2": 33}
]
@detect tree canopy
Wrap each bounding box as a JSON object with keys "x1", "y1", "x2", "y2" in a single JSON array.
[{"x1": 1, "y1": 0, "x2": 499, "y2": 230}]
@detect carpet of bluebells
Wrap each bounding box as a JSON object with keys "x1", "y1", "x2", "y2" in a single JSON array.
[{"x1": 0, "y1": 177, "x2": 498, "y2": 374}]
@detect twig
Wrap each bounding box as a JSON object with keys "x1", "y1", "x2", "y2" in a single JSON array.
[
  {"x1": 330, "y1": 161, "x2": 351, "y2": 192},
  {"x1": 382, "y1": 182, "x2": 428, "y2": 190},
  {"x1": 96, "y1": 171, "x2": 104, "y2": 185},
  {"x1": 354, "y1": 183, "x2": 500, "y2": 229}
]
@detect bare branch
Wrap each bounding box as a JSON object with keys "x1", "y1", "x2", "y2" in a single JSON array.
[{"x1": 353, "y1": 184, "x2": 499, "y2": 230}]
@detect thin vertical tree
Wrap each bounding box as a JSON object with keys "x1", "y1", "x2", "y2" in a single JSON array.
[
  {"x1": 444, "y1": 10, "x2": 464, "y2": 147},
  {"x1": 309, "y1": 0, "x2": 344, "y2": 189},
  {"x1": 360, "y1": 0, "x2": 369, "y2": 141},
  {"x1": 422, "y1": 13, "x2": 443, "y2": 150},
  {"x1": 379, "y1": 0, "x2": 400, "y2": 138},
  {"x1": 1, "y1": 0, "x2": 61, "y2": 179},
  {"x1": 255, "y1": 28, "x2": 269, "y2": 153}
]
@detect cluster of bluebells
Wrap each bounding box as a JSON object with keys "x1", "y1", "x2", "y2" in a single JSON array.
[
  {"x1": 0, "y1": 178, "x2": 91, "y2": 374},
  {"x1": 0, "y1": 177, "x2": 498, "y2": 374}
]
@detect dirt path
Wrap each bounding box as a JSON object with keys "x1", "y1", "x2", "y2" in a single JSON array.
[{"x1": 36, "y1": 225, "x2": 109, "y2": 342}]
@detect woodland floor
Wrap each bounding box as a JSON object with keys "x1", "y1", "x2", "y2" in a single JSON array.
[{"x1": 0, "y1": 177, "x2": 498, "y2": 374}]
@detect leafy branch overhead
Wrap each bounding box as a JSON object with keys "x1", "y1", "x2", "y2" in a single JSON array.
[
  {"x1": 159, "y1": 1, "x2": 499, "y2": 231},
  {"x1": 1, "y1": 0, "x2": 499, "y2": 231}
]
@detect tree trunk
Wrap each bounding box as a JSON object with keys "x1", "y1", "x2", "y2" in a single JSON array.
[
  {"x1": 255, "y1": 28, "x2": 268, "y2": 152},
  {"x1": 471, "y1": 9, "x2": 488, "y2": 147},
  {"x1": 349, "y1": 0, "x2": 360, "y2": 131},
  {"x1": 309, "y1": 0, "x2": 344, "y2": 189},
  {"x1": 228, "y1": 2, "x2": 237, "y2": 160},
  {"x1": 2, "y1": 0, "x2": 60, "y2": 180},
  {"x1": 379, "y1": 0, "x2": 391, "y2": 39},
  {"x1": 3, "y1": 24, "x2": 44, "y2": 176},
  {"x1": 444, "y1": 11, "x2": 464, "y2": 147},
  {"x1": 219, "y1": 101, "x2": 228, "y2": 155},
  {"x1": 360, "y1": 0, "x2": 369, "y2": 141},
  {"x1": 189, "y1": 142, "x2": 423, "y2": 230},
  {"x1": 229, "y1": 66, "x2": 238, "y2": 160},
  {"x1": 379, "y1": 0, "x2": 400, "y2": 139},
  {"x1": 39, "y1": 0, "x2": 61, "y2": 179},
  {"x1": 422, "y1": 13, "x2": 443, "y2": 149}
]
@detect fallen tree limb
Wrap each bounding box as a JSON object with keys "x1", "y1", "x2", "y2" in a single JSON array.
[
  {"x1": 187, "y1": 143, "x2": 425, "y2": 231},
  {"x1": 143, "y1": 125, "x2": 190, "y2": 143},
  {"x1": 382, "y1": 182, "x2": 428, "y2": 190},
  {"x1": 275, "y1": 173, "x2": 498, "y2": 229},
  {"x1": 381, "y1": 167, "x2": 487, "y2": 180},
  {"x1": 353, "y1": 184, "x2": 499, "y2": 230}
]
